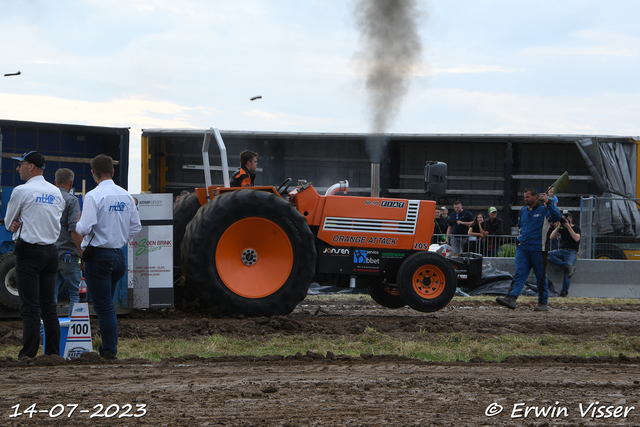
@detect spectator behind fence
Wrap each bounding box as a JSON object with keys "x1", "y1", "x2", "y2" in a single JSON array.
[
  {"x1": 548, "y1": 187, "x2": 559, "y2": 207},
  {"x1": 484, "y1": 207, "x2": 503, "y2": 257},
  {"x1": 446, "y1": 201, "x2": 474, "y2": 256},
  {"x1": 548, "y1": 210, "x2": 581, "y2": 297},
  {"x1": 432, "y1": 207, "x2": 448, "y2": 244},
  {"x1": 467, "y1": 213, "x2": 487, "y2": 254}
]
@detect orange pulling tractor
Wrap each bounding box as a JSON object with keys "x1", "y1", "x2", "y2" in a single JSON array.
[{"x1": 174, "y1": 129, "x2": 470, "y2": 316}]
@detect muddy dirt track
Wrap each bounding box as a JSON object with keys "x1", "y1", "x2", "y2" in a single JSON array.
[{"x1": 2, "y1": 297, "x2": 640, "y2": 426}]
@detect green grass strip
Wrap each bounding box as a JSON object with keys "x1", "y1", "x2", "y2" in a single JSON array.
[{"x1": 4, "y1": 331, "x2": 639, "y2": 362}]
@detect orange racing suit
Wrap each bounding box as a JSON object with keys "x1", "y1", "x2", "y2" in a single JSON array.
[{"x1": 230, "y1": 166, "x2": 255, "y2": 187}]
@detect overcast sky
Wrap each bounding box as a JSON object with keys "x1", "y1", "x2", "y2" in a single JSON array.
[{"x1": 1, "y1": 0, "x2": 639, "y2": 193}]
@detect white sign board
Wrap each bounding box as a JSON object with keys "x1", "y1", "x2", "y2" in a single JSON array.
[
  {"x1": 129, "y1": 194, "x2": 174, "y2": 308},
  {"x1": 63, "y1": 302, "x2": 92, "y2": 359}
]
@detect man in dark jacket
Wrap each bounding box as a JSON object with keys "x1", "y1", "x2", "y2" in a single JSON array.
[
  {"x1": 230, "y1": 150, "x2": 258, "y2": 187},
  {"x1": 496, "y1": 189, "x2": 561, "y2": 311},
  {"x1": 432, "y1": 207, "x2": 448, "y2": 244},
  {"x1": 484, "y1": 207, "x2": 503, "y2": 257}
]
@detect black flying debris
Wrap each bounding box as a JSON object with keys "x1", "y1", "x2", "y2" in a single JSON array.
[
  {"x1": 4, "y1": 71, "x2": 21, "y2": 77},
  {"x1": 250, "y1": 96, "x2": 262, "y2": 101}
]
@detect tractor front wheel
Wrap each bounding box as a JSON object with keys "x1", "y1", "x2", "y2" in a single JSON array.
[{"x1": 397, "y1": 252, "x2": 456, "y2": 313}]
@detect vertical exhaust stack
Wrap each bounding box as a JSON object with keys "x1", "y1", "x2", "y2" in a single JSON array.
[
  {"x1": 366, "y1": 133, "x2": 386, "y2": 197},
  {"x1": 371, "y1": 163, "x2": 381, "y2": 197}
]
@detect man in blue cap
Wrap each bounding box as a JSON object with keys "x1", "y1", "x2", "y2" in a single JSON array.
[{"x1": 4, "y1": 151, "x2": 64, "y2": 358}]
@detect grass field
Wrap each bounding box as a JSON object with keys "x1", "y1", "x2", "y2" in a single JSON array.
[{"x1": 2, "y1": 295, "x2": 639, "y2": 362}]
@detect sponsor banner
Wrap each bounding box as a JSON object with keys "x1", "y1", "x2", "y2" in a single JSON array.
[
  {"x1": 318, "y1": 246, "x2": 408, "y2": 276},
  {"x1": 129, "y1": 194, "x2": 174, "y2": 309}
]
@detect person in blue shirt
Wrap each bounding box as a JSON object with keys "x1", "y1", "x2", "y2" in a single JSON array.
[{"x1": 496, "y1": 188, "x2": 561, "y2": 311}]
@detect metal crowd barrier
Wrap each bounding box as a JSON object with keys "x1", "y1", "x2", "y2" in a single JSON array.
[{"x1": 432, "y1": 234, "x2": 519, "y2": 257}]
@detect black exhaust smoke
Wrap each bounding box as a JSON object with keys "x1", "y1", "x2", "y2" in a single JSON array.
[
  {"x1": 355, "y1": 0, "x2": 422, "y2": 137},
  {"x1": 355, "y1": 0, "x2": 423, "y2": 195}
]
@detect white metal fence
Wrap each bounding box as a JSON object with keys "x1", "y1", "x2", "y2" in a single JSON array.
[
  {"x1": 580, "y1": 197, "x2": 640, "y2": 260},
  {"x1": 432, "y1": 234, "x2": 519, "y2": 257}
]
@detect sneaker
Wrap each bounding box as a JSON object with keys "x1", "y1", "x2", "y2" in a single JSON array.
[
  {"x1": 566, "y1": 265, "x2": 576, "y2": 278},
  {"x1": 560, "y1": 290, "x2": 568, "y2": 297},
  {"x1": 496, "y1": 295, "x2": 517, "y2": 309},
  {"x1": 533, "y1": 304, "x2": 548, "y2": 311}
]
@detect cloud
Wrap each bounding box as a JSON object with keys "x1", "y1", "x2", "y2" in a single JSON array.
[
  {"x1": 517, "y1": 28, "x2": 640, "y2": 61},
  {"x1": 402, "y1": 88, "x2": 640, "y2": 136},
  {"x1": 0, "y1": 93, "x2": 203, "y2": 128},
  {"x1": 422, "y1": 65, "x2": 523, "y2": 76},
  {"x1": 0, "y1": 93, "x2": 211, "y2": 194},
  {"x1": 240, "y1": 108, "x2": 332, "y2": 130}
]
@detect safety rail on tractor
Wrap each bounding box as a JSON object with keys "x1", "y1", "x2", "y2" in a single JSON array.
[{"x1": 171, "y1": 128, "x2": 481, "y2": 317}]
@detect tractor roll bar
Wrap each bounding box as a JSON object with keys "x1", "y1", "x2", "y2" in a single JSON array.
[{"x1": 202, "y1": 128, "x2": 230, "y2": 189}]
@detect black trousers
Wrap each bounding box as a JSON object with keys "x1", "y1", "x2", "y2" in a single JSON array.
[{"x1": 16, "y1": 242, "x2": 60, "y2": 358}]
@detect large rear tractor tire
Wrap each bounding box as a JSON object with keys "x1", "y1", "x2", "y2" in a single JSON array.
[
  {"x1": 181, "y1": 189, "x2": 316, "y2": 316},
  {"x1": 0, "y1": 251, "x2": 20, "y2": 310},
  {"x1": 397, "y1": 252, "x2": 456, "y2": 313},
  {"x1": 173, "y1": 192, "x2": 202, "y2": 270},
  {"x1": 366, "y1": 277, "x2": 407, "y2": 309},
  {"x1": 173, "y1": 192, "x2": 203, "y2": 305}
]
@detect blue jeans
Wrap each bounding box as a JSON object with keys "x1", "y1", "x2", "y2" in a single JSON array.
[
  {"x1": 548, "y1": 249, "x2": 577, "y2": 294},
  {"x1": 55, "y1": 254, "x2": 81, "y2": 317},
  {"x1": 84, "y1": 248, "x2": 126, "y2": 355},
  {"x1": 15, "y1": 243, "x2": 60, "y2": 358},
  {"x1": 509, "y1": 247, "x2": 548, "y2": 305}
]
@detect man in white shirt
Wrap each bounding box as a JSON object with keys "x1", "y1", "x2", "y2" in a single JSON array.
[
  {"x1": 76, "y1": 154, "x2": 141, "y2": 360},
  {"x1": 4, "y1": 151, "x2": 65, "y2": 358}
]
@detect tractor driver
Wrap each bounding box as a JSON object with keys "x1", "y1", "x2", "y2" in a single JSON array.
[{"x1": 231, "y1": 150, "x2": 258, "y2": 187}]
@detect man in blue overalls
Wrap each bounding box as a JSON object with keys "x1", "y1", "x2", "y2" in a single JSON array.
[{"x1": 496, "y1": 188, "x2": 561, "y2": 311}]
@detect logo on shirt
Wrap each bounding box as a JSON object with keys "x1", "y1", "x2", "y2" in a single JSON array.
[
  {"x1": 109, "y1": 201, "x2": 131, "y2": 212},
  {"x1": 35, "y1": 193, "x2": 63, "y2": 205}
]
